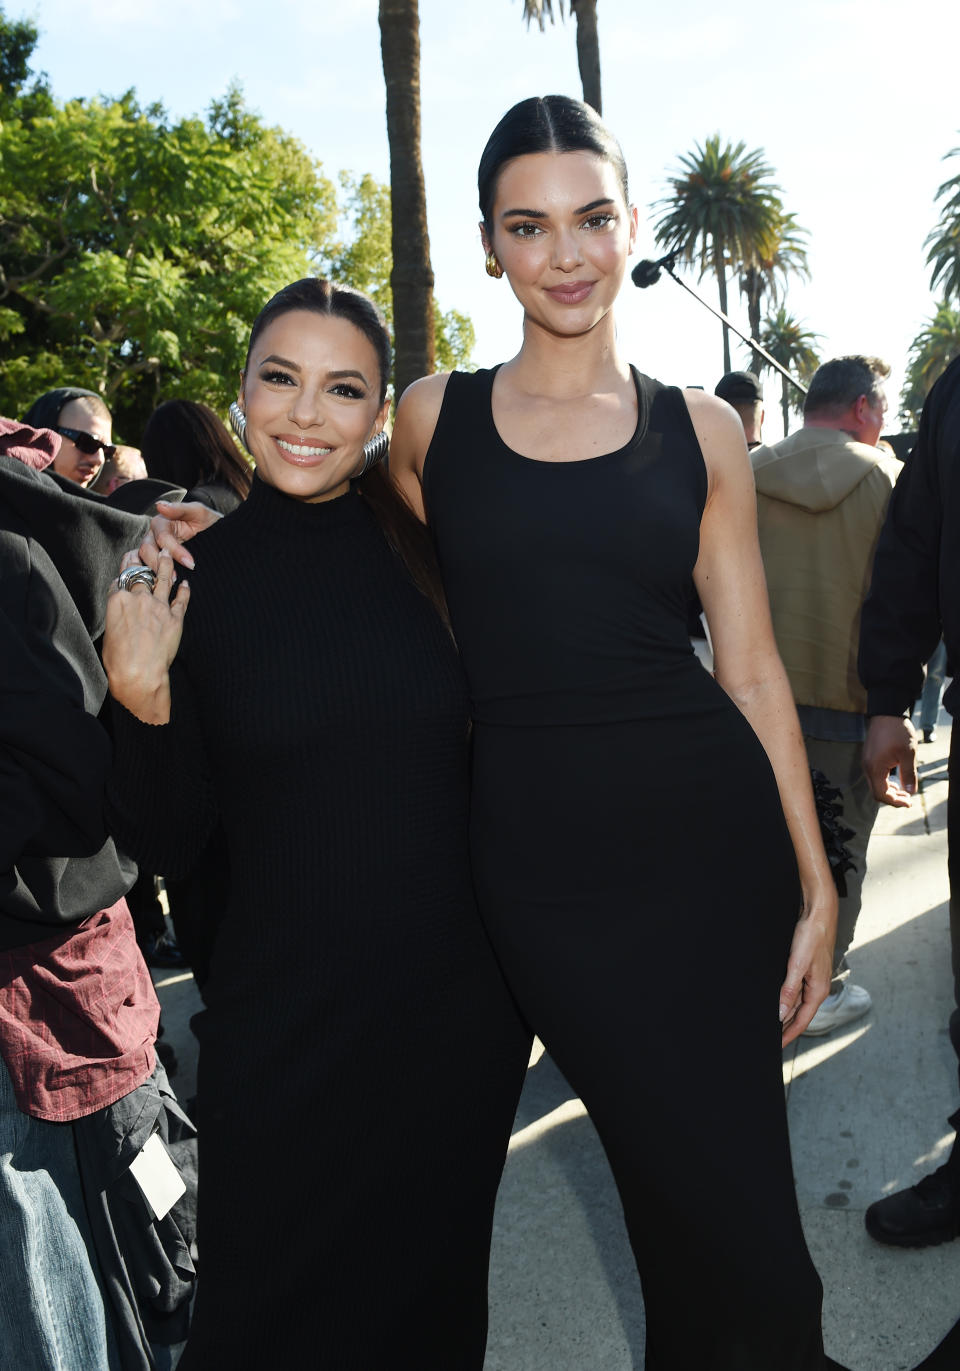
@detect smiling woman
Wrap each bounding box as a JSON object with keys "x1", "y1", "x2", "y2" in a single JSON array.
[
  {"x1": 237, "y1": 300, "x2": 389, "y2": 504},
  {"x1": 101, "y1": 278, "x2": 532, "y2": 1369}
]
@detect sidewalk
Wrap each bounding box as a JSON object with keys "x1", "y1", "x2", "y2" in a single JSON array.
[{"x1": 153, "y1": 723, "x2": 960, "y2": 1370}]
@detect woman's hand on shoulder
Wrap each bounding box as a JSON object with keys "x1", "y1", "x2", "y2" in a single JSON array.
[
  {"x1": 389, "y1": 373, "x2": 451, "y2": 523},
  {"x1": 103, "y1": 548, "x2": 190, "y2": 725},
  {"x1": 140, "y1": 500, "x2": 223, "y2": 573}
]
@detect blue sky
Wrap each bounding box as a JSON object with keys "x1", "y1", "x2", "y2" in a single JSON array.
[{"x1": 19, "y1": 0, "x2": 960, "y2": 434}]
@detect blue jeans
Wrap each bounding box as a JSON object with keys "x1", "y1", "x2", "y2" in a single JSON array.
[
  {"x1": 0, "y1": 1055, "x2": 118, "y2": 1371},
  {"x1": 919, "y1": 639, "x2": 948, "y2": 733}
]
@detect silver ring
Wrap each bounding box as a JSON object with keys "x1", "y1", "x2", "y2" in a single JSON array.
[{"x1": 117, "y1": 565, "x2": 158, "y2": 593}]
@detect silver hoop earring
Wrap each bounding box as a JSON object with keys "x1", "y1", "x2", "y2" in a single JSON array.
[
  {"x1": 358, "y1": 430, "x2": 388, "y2": 476},
  {"x1": 228, "y1": 401, "x2": 251, "y2": 454}
]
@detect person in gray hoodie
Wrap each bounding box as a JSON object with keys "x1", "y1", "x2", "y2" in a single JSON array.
[{"x1": 750, "y1": 356, "x2": 901, "y2": 1034}]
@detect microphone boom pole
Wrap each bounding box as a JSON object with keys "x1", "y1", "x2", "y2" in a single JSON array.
[{"x1": 631, "y1": 254, "x2": 808, "y2": 397}]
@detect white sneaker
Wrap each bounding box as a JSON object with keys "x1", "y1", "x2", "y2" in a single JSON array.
[{"x1": 802, "y1": 983, "x2": 873, "y2": 1036}]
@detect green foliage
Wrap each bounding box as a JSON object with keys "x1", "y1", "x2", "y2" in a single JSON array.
[
  {"x1": 520, "y1": 0, "x2": 566, "y2": 30},
  {"x1": 653, "y1": 136, "x2": 783, "y2": 284},
  {"x1": 756, "y1": 308, "x2": 820, "y2": 396},
  {"x1": 324, "y1": 173, "x2": 474, "y2": 375},
  {"x1": 900, "y1": 302, "x2": 960, "y2": 426},
  {"x1": 0, "y1": 7, "x2": 52, "y2": 122},
  {"x1": 654, "y1": 135, "x2": 788, "y2": 370},
  {"x1": 434, "y1": 305, "x2": 475, "y2": 373},
  {"x1": 926, "y1": 141, "x2": 960, "y2": 305},
  {"x1": 0, "y1": 25, "x2": 473, "y2": 439},
  {"x1": 325, "y1": 173, "x2": 392, "y2": 317},
  {"x1": 755, "y1": 306, "x2": 821, "y2": 435},
  {"x1": 0, "y1": 78, "x2": 337, "y2": 437}
]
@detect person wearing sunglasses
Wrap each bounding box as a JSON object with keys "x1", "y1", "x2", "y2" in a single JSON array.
[{"x1": 23, "y1": 386, "x2": 115, "y2": 488}]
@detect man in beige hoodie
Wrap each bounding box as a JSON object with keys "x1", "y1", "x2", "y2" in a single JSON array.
[{"x1": 750, "y1": 356, "x2": 901, "y2": 1034}]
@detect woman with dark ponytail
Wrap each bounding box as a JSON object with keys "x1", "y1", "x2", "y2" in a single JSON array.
[
  {"x1": 387, "y1": 96, "x2": 960, "y2": 1370},
  {"x1": 102, "y1": 278, "x2": 531, "y2": 1369}
]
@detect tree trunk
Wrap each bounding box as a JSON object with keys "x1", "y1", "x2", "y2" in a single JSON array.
[
  {"x1": 714, "y1": 240, "x2": 731, "y2": 374},
  {"x1": 571, "y1": 0, "x2": 602, "y2": 114},
  {"x1": 781, "y1": 373, "x2": 790, "y2": 435},
  {"x1": 744, "y1": 267, "x2": 764, "y2": 374},
  {"x1": 378, "y1": 0, "x2": 435, "y2": 398}
]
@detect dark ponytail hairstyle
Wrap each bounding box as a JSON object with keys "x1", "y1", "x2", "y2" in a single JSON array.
[
  {"x1": 246, "y1": 279, "x2": 448, "y2": 624},
  {"x1": 141, "y1": 399, "x2": 252, "y2": 501},
  {"x1": 478, "y1": 95, "x2": 629, "y2": 230}
]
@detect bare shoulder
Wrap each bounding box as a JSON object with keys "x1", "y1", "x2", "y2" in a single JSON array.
[
  {"x1": 394, "y1": 373, "x2": 451, "y2": 442},
  {"x1": 681, "y1": 388, "x2": 750, "y2": 484},
  {"x1": 390, "y1": 372, "x2": 453, "y2": 487}
]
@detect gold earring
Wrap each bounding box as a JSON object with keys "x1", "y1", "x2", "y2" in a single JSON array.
[{"x1": 485, "y1": 251, "x2": 504, "y2": 279}]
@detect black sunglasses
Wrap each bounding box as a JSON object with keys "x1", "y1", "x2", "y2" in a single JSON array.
[{"x1": 56, "y1": 426, "x2": 116, "y2": 460}]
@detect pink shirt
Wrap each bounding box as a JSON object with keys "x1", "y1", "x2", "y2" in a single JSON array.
[{"x1": 0, "y1": 898, "x2": 159, "y2": 1122}]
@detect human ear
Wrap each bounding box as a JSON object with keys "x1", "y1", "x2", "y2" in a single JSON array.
[{"x1": 627, "y1": 205, "x2": 639, "y2": 255}]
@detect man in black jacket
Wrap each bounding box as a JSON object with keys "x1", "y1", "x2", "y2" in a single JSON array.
[{"x1": 858, "y1": 354, "x2": 960, "y2": 1246}]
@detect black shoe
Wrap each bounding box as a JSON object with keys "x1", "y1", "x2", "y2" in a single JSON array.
[
  {"x1": 865, "y1": 1164, "x2": 960, "y2": 1247},
  {"x1": 924, "y1": 727, "x2": 937, "y2": 743},
  {"x1": 142, "y1": 929, "x2": 187, "y2": 969}
]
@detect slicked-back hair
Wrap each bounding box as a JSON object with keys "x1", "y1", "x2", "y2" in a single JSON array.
[
  {"x1": 478, "y1": 95, "x2": 629, "y2": 230},
  {"x1": 803, "y1": 355, "x2": 890, "y2": 418},
  {"x1": 246, "y1": 278, "x2": 391, "y2": 405},
  {"x1": 243, "y1": 279, "x2": 448, "y2": 625}
]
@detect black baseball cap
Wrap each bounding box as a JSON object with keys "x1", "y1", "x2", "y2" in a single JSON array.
[{"x1": 715, "y1": 370, "x2": 763, "y2": 403}]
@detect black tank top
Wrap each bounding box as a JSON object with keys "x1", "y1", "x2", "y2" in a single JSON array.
[{"x1": 423, "y1": 365, "x2": 725, "y2": 725}]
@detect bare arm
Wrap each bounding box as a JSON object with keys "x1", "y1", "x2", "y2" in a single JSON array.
[
  {"x1": 387, "y1": 373, "x2": 450, "y2": 524},
  {"x1": 686, "y1": 390, "x2": 837, "y2": 1045}
]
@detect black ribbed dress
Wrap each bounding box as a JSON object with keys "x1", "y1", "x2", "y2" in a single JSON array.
[
  {"x1": 423, "y1": 367, "x2": 832, "y2": 1370},
  {"x1": 107, "y1": 476, "x2": 531, "y2": 1369}
]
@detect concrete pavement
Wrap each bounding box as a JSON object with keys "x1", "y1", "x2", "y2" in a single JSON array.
[{"x1": 153, "y1": 719, "x2": 960, "y2": 1370}]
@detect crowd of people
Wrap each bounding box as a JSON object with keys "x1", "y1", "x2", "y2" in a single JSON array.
[{"x1": 2, "y1": 93, "x2": 960, "y2": 1369}]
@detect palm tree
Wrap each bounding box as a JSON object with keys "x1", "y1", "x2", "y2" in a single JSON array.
[
  {"x1": 652, "y1": 136, "x2": 783, "y2": 373},
  {"x1": 739, "y1": 211, "x2": 809, "y2": 374},
  {"x1": 900, "y1": 302, "x2": 960, "y2": 426},
  {"x1": 520, "y1": 1, "x2": 602, "y2": 114},
  {"x1": 378, "y1": 0, "x2": 435, "y2": 397},
  {"x1": 925, "y1": 141, "x2": 960, "y2": 304},
  {"x1": 755, "y1": 307, "x2": 821, "y2": 436}
]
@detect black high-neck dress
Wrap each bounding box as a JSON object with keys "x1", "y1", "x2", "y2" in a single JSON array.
[
  {"x1": 107, "y1": 476, "x2": 531, "y2": 1369},
  {"x1": 423, "y1": 367, "x2": 833, "y2": 1370}
]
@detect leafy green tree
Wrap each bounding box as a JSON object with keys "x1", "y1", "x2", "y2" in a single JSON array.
[
  {"x1": 520, "y1": 0, "x2": 602, "y2": 114},
  {"x1": 755, "y1": 307, "x2": 821, "y2": 436},
  {"x1": 926, "y1": 141, "x2": 960, "y2": 304},
  {"x1": 0, "y1": 80, "x2": 337, "y2": 437},
  {"x1": 653, "y1": 137, "x2": 783, "y2": 373},
  {"x1": 0, "y1": 21, "x2": 472, "y2": 435},
  {"x1": 0, "y1": 6, "x2": 52, "y2": 121},
  {"x1": 899, "y1": 302, "x2": 960, "y2": 426}
]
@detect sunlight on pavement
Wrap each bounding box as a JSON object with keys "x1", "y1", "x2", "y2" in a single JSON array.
[
  {"x1": 783, "y1": 1019, "x2": 872, "y2": 1084},
  {"x1": 509, "y1": 1097, "x2": 588, "y2": 1152}
]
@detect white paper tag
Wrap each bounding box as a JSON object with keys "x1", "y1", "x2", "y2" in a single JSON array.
[{"x1": 128, "y1": 1132, "x2": 186, "y2": 1221}]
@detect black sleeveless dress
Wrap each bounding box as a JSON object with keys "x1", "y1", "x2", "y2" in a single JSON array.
[{"x1": 424, "y1": 368, "x2": 830, "y2": 1369}]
